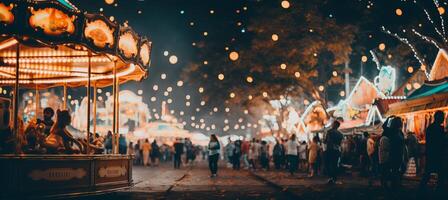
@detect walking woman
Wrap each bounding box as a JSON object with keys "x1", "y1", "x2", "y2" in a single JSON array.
[
  {"x1": 208, "y1": 134, "x2": 221, "y2": 177},
  {"x1": 141, "y1": 139, "x2": 151, "y2": 166},
  {"x1": 286, "y1": 134, "x2": 300, "y2": 175},
  {"x1": 308, "y1": 136, "x2": 320, "y2": 177}
]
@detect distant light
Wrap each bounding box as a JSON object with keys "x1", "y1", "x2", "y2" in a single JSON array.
[
  {"x1": 280, "y1": 63, "x2": 287, "y2": 70},
  {"x1": 246, "y1": 76, "x2": 253, "y2": 83},
  {"x1": 167, "y1": 99, "x2": 173, "y2": 104},
  {"x1": 167, "y1": 87, "x2": 173, "y2": 92},
  {"x1": 203, "y1": 60, "x2": 208, "y2": 65},
  {"x1": 186, "y1": 95, "x2": 191, "y2": 100},
  {"x1": 271, "y1": 34, "x2": 279, "y2": 41},
  {"x1": 213, "y1": 107, "x2": 218, "y2": 112},
  {"x1": 153, "y1": 85, "x2": 159, "y2": 91},
  {"x1": 198, "y1": 87, "x2": 204, "y2": 93},
  {"x1": 169, "y1": 55, "x2": 178, "y2": 64},
  {"x1": 248, "y1": 95, "x2": 253, "y2": 100},
  {"x1": 395, "y1": 8, "x2": 403, "y2": 16},
  {"x1": 407, "y1": 66, "x2": 414, "y2": 73},
  {"x1": 229, "y1": 51, "x2": 239, "y2": 61},
  {"x1": 244, "y1": 110, "x2": 249, "y2": 114},
  {"x1": 177, "y1": 80, "x2": 184, "y2": 87},
  {"x1": 210, "y1": 10, "x2": 214, "y2": 14},
  {"x1": 180, "y1": 10, "x2": 185, "y2": 14},
  {"x1": 318, "y1": 85, "x2": 325, "y2": 91},
  {"x1": 262, "y1": 92, "x2": 268, "y2": 98},
  {"x1": 294, "y1": 72, "x2": 301, "y2": 78},
  {"x1": 332, "y1": 71, "x2": 338, "y2": 77},
  {"x1": 281, "y1": 0, "x2": 290, "y2": 9},
  {"x1": 379, "y1": 43, "x2": 386, "y2": 51},
  {"x1": 225, "y1": 107, "x2": 230, "y2": 112},
  {"x1": 137, "y1": 90, "x2": 143, "y2": 95},
  {"x1": 304, "y1": 99, "x2": 310, "y2": 105},
  {"x1": 218, "y1": 73, "x2": 225, "y2": 80},
  {"x1": 361, "y1": 55, "x2": 368, "y2": 63},
  {"x1": 190, "y1": 22, "x2": 194, "y2": 26},
  {"x1": 203, "y1": 32, "x2": 208, "y2": 36},
  {"x1": 151, "y1": 97, "x2": 156, "y2": 102},
  {"x1": 439, "y1": 7, "x2": 445, "y2": 15},
  {"x1": 105, "y1": 0, "x2": 115, "y2": 5},
  {"x1": 241, "y1": 29, "x2": 246, "y2": 33},
  {"x1": 200, "y1": 101, "x2": 205, "y2": 106},
  {"x1": 161, "y1": 73, "x2": 167, "y2": 79},
  {"x1": 163, "y1": 51, "x2": 169, "y2": 56},
  {"x1": 230, "y1": 92, "x2": 236, "y2": 98},
  {"x1": 339, "y1": 91, "x2": 345, "y2": 97}
]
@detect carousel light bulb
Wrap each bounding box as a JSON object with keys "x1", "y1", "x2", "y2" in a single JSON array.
[
  {"x1": 203, "y1": 32, "x2": 208, "y2": 36},
  {"x1": 198, "y1": 87, "x2": 204, "y2": 93},
  {"x1": 379, "y1": 43, "x2": 386, "y2": 51},
  {"x1": 180, "y1": 111, "x2": 184, "y2": 116},
  {"x1": 230, "y1": 92, "x2": 236, "y2": 98},
  {"x1": 163, "y1": 51, "x2": 169, "y2": 56},
  {"x1": 406, "y1": 83, "x2": 412, "y2": 90},
  {"x1": 318, "y1": 85, "x2": 325, "y2": 91},
  {"x1": 280, "y1": 63, "x2": 287, "y2": 70},
  {"x1": 151, "y1": 97, "x2": 156, "y2": 102},
  {"x1": 281, "y1": 0, "x2": 290, "y2": 9},
  {"x1": 246, "y1": 76, "x2": 253, "y2": 83},
  {"x1": 395, "y1": 8, "x2": 403, "y2": 16},
  {"x1": 213, "y1": 107, "x2": 218, "y2": 112},
  {"x1": 271, "y1": 34, "x2": 279, "y2": 41},
  {"x1": 407, "y1": 66, "x2": 414, "y2": 73},
  {"x1": 225, "y1": 107, "x2": 230, "y2": 112},
  {"x1": 161, "y1": 74, "x2": 167, "y2": 79},
  {"x1": 413, "y1": 82, "x2": 421, "y2": 89},
  {"x1": 203, "y1": 60, "x2": 208, "y2": 65},
  {"x1": 340, "y1": 91, "x2": 346, "y2": 97},
  {"x1": 164, "y1": 91, "x2": 169, "y2": 96},
  {"x1": 167, "y1": 99, "x2": 173, "y2": 104},
  {"x1": 439, "y1": 7, "x2": 445, "y2": 15},
  {"x1": 186, "y1": 95, "x2": 191, "y2": 100},
  {"x1": 153, "y1": 85, "x2": 159, "y2": 91},
  {"x1": 167, "y1": 87, "x2": 173, "y2": 92},
  {"x1": 200, "y1": 101, "x2": 206, "y2": 106},
  {"x1": 186, "y1": 102, "x2": 191, "y2": 106},
  {"x1": 332, "y1": 71, "x2": 338, "y2": 77},
  {"x1": 229, "y1": 51, "x2": 239, "y2": 61},
  {"x1": 218, "y1": 73, "x2": 225, "y2": 80},
  {"x1": 361, "y1": 55, "x2": 368, "y2": 62},
  {"x1": 137, "y1": 90, "x2": 143, "y2": 95},
  {"x1": 294, "y1": 72, "x2": 301, "y2": 78},
  {"x1": 244, "y1": 110, "x2": 249, "y2": 114},
  {"x1": 169, "y1": 55, "x2": 178, "y2": 64}
]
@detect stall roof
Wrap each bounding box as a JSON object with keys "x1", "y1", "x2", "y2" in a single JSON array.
[{"x1": 407, "y1": 78, "x2": 448, "y2": 100}]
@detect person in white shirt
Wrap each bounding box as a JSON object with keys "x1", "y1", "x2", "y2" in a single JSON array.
[{"x1": 286, "y1": 134, "x2": 300, "y2": 175}]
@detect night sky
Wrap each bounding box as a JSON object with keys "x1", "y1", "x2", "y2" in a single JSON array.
[{"x1": 70, "y1": 0, "x2": 445, "y2": 134}]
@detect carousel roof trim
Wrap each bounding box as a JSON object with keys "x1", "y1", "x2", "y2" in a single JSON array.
[{"x1": 429, "y1": 49, "x2": 448, "y2": 81}]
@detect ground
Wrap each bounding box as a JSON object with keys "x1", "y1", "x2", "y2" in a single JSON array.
[{"x1": 77, "y1": 160, "x2": 445, "y2": 200}]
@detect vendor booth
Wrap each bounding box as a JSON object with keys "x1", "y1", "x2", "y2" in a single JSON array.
[{"x1": 0, "y1": 0, "x2": 151, "y2": 198}]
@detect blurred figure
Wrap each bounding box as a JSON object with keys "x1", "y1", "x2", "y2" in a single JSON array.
[
  {"x1": 128, "y1": 142, "x2": 134, "y2": 155},
  {"x1": 273, "y1": 139, "x2": 285, "y2": 170},
  {"x1": 260, "y1": 140, "x2": 269, "y2": 170},
  {"x1": 141, "y1": 139, "x2": 151, "y2": 166},
  {"x1": 225, "y1": 138, "x2": 235, "y2": 167},
  {"x1": 420, "y1": 111, "x2": 446, "y2": 191},
  {"x1": 241, "y1": 139, "x2": 250, "y2": 169},
  {"x1": 119, "y1": 134, "x2": 127, "y2": 155},
  {"x1": 185, "y1": 138, "x2": 194, "y2": 165},
  {"x1": 232, "y1": 140, "x2": 242, "y2": 170},
  {"x1": 208, "y1": 134, "x2": 221, "y2": 177},
  {"x1": 360, "y1": 132, "x2": 370, "y2": 176},
  {"x1": 308, "y1": 136, "x2": 320, "y2": 177},
  {"x1": 324, "y1": 121, "x2": 343, "y2": 184},
  {"x1": 151, "y1": 140, "x2": 160, "y2": 166},
  {"x1": 286, "y1": 134, "x2": 299, "y2": 175},
  {"x1": 248, "y1": 138, "x2": 259, "y2": 170},
  {"x1": 174, "y1": 138, "x2": 184, "y2": 169},
  {"x1": 299, "y1": 141, "x2": 307, "y2": 171},
  {"x1": 104, "y1": 131, "x2": 113, "y2": 154},
  {"x1": 134, "y1": 140, "x2": 141, "y2": 165},
  {"x1": 406, "y1": 132, "x2": 419, "y2": 174}
]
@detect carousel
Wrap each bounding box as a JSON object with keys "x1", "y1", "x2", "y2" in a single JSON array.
[{"x1": 0, "y1": 0, "x2": 151, "y2": 198}]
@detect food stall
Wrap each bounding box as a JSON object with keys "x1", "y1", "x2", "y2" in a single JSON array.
[{"x1": 0, "y1": 0, "x2": 152, "y2": 198}]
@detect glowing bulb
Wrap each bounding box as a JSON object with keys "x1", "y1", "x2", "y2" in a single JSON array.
[
  {"x1": 379, "y1": 43, "x2": 386, "y2": 51},
  {"x1": 281, "y1": 0, "x2": 290, "y2": 9},
  {"x1": 248, "y1": 95, "x2": 253, "y2": 100},
  {"x1": 177, "y1": 80, "x2": 184, "y2": 87},
  {"x1": 186, "y1": 95, "x2": 191, "y2": 100},
  {"x1": 407, "y1": 66, "x2": 414, "y2": 73},
  {"x1": 271, "y1": 34, "x2": 279, "y2": 41},
  {"x1": 246, "y1": 76, "x2": 253, "y2": 83},
  {"x1": 262, "y1": 92, "x2": 268, "y2": 98},
  {"x1": 161, "y1": 73, "x2": 167, "y2": 79},
  {"x1": 304, "y1": 99, "x2": 310, "y2": 105},
  {"x1": 169, "y1": 55, "x2": 178, "y2": 64},
  {"x1": 230, "y1": 92, "x2": 236, "y2": 98},
  {"x1": 218, "y1": 73, "x2": 225, "y2": 80},
  {"x1": 229, "y1": 51, "x2": 239, "y2": 61},
  {"x1": 198, "y1": 87, "x2": 204, "y2": 93},
  {"x1": 203, "y1": 32, "x2": 208, "y2": 36},
  {"x1": 105, "y1": 0, "x2": 115, "y2": 5},
  {"x1": 153, "y1": 85, "x2": 159, "y2": 91},
  {"x1": 332, "y1": 71, "x2": 338, "y2": 77},
  {"x1": 280, "y1": 63, "x2": 287, "y2": 70},
  {"x1": 294, "y1": 72, "x2": 301, "y2": 78},
  {"x1": 137, "y1": 90, "x2": 143, "y2": 95},
  {"x1": 361, "y1": 55, "x2": 368, "y2": 63},
  {"x1": 439, "y1": 7, "x2": 445, "y2": 15},
  {"x1": 395, "y1": 8, "x2": 403, "y2": 16},
  {"x1": 163, "y1": 51, "x2": 169, "y2": 56},
  {"x1": 318, "y1": 85, "x2": 325, "y2": 91},
  {"x1": 339, "y1": 91, "x2": 345, "y2": 97}
]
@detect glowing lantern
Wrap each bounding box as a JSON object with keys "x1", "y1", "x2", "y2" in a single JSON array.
[
  {"x1": 281, "y1": 1, "x2": 290, "y2": 9},
  {"x1": 271, "y1": 34, "x2": 279, "y2": 41},
  {"x1": 118, "y1": 32, "x2": 138, "y2": 58},
  {"x1": 140, "y1": 42, "x2": 151, "y2": 66},
  {"x1": 229, "y1": 51, "x2": 239, "y2": 61},
  {"x1": 83, "y1": 20, "x2": 114, "y2": 48},
  {"x1": 395, "y1": 8, "x2": 403, "y2": 16},
  {"x1": 29, "y1": 8, "x2": 76, "y2": 36},
  {"x1": 218, "y1": 73, "x2": 225, "y2": 80},
  {"x1": 169, "y1": 55, "x2": 178, "y2": 64}
]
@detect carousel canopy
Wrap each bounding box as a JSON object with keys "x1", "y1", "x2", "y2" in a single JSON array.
[{"x1": 0, "y1": 0, "x2": 152, "y2": 88}]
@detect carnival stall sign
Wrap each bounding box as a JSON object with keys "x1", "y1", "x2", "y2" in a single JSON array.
[
  {"x1": 386, "y1": 49, "x2": 448, "y2": 141},
  {"x1": 0, "y1": 0, "x2": 152, "y2": 198}
]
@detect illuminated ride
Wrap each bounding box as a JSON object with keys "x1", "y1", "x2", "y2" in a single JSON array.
[{"x1": 0, "y1": 0, "x2": 151, "y2": 198}]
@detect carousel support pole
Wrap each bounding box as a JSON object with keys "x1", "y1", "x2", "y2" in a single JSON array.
[
  {"x1": 63, "y1": 83, "x2": 67, "y2": 110},
  {"x1": 35, "y1": 85, "x2": 39, "y2": 119},
  {"x1": 116, "y1": 75, "x2": 120, "y2": 153},
  {"x1": 93, "y1": 82, "x2": 97, "y2": 139},
  {"x1": 86, "y1": 53, "x2": 92, "y2": 154},
  {"x1": 13, "y1": 43, "x2": 20, "y2": 153},
  {"x1": 112, "y1": 60, "x2": 118, "y2": 154}
]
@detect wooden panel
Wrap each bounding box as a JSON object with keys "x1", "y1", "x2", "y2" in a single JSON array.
[{"x1": 94, "y1": 158, "x2": 130, "y2": 185}]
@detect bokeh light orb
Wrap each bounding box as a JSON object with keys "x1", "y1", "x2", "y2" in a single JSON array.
[
  {"x1": 218, "y1": 73, "x2": 225, "y2": 80},
  {"x1": 379, "y1": 43, "x2": 386, "y2": 51},
  {"x1": 230, "y1": 92, "x2": 236, "y2": 98},
  {"x1": 163, "y1": 51, "x2": 169, "y2": 56},
  {"x1": 361, "y1": 55, "x2": 368, "y2": 62},
  {"x1": 177, "y1": 80, "x2": 184, "y2": 87},
  {"x1": 280, "y1": 63, "x2": 287, "y2": 70},
  {"x1": 395, "y1": 8, "x2": 403, "y2": 16},
  {"x1": 294, "y1": 71, "x2": 301, "y2": 78},
  {"x1": 246, "y1": 76, "x2": 253, "y2": 83},
  {"x1": 407, "y1": 66, "x2": 414, "y2": 74},
  {"x1": 439, "y1": 7, "x2": 445, "y2": 15},
  {"x1": 137, "y1": 90, "x2": 143, "y2": 95},
  {"x1": 153, "y1": 85, "x2": 159, "y2": 91},
  {"x1": 339, "y1": 91, "x2": 345, "y2": 97},
  {"x1": 161, "y1": 73, "x2": 167, "y2": 79},
  {"x1": 271, "y1": 34, "x2": 279, "y2": 41},
  {"x1": 229, "y1": 51, "x2": 239, "y2": 61},
  {"x1": 281, "y1": 1, "x2": 290, "y2": 9},
  {"x1": 105, "y1": 0, "x2": 114, "y2": 5},
  {"x1": 169, "y1": 55, "x2": 178, "y2": 64}
]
